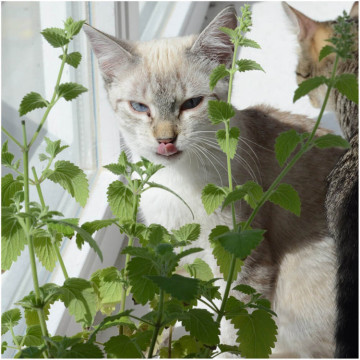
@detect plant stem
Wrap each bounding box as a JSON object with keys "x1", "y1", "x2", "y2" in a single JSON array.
[
  {"x1": 22, "y1": 121, "x2": 50, "y2": 348},
  {"x1": 27, "y1": 45, "x2": 68, "y2": 149},
  {"x1": 1, "y1": 126, "x2": 24, "y2": 149},
  {"x1": 9, "y1": 325, "x2": 20, "y2": 349},
  {"x1": 147, "y1": 289, "x2": 164, "y2": 358},
  {"x1": 168, "y1": 326, "x2": 173, "y2": 358},
  {"x1": 53, "y1": 242, "x2": 69, "y2": 280}
]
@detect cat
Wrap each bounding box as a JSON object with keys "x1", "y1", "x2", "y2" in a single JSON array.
[
  {"x1": 84, "y1": 7, "x2": 344, "y2": 357},
  {"x1": 283, "y1": 2, "x2": 359, "y2": 357}
]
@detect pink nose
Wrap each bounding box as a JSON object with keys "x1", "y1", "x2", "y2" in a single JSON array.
[{"x1": 157, "y1": 137, "x2": 176, "y2": 144}]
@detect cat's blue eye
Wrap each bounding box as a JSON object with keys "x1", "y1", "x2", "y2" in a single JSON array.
[
  {"x1": 180, "y1": 96, "x2": 203, "y2": 111},
  {"x1": 130, "y1": 101, "x2": 150, "y2": 113}
]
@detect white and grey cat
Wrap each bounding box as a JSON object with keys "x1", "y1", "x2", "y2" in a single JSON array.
[{"x1": 84, "y1": 7, "x2": 344, "y2": 357}]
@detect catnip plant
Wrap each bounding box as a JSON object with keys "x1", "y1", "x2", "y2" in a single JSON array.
[{"x1": 1, "y1": 5, "x2": 357, "y2": 359}]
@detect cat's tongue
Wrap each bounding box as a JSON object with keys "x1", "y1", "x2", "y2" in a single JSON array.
[{"x1": 157, "y1": 142, "x2": 178, "y2": 156}]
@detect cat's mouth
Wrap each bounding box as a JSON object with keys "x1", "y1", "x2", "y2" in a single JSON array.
[{"x1": 156, "y1": 142, "x2": 180, "y2": 157}]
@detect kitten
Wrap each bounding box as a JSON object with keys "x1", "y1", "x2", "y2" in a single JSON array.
[
  {"x1": 84, "y1": 7, "x2": 344, "y2": 357},
  {"x1": 283, "y1": 3, "x2": 359, "y2": 357}
]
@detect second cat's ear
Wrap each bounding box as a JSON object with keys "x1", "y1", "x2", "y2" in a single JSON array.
[
  {"x1": 83, "y1": 24, "x2": 137, "y2": 81},
  {"x1": 190, "y1": 6, "x2": 237, "y2": 64},
  {"x1": 282, "y1": 2, "x2": 318, "y2": 41},
  {"x1": 350, "y1": 2, "x2": 358, "y2": 19}
]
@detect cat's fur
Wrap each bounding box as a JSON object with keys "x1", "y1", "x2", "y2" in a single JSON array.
[
  {"x1": 84, "y1": 7, "x2": 344, "y2": 357},
  {"x1": 284, "y1": 3, "x2": 359, "y2": 357}
]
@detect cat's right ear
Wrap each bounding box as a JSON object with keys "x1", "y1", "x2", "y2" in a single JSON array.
[
  {"x1": 282, "y1": 2, "x2": 318, "y2": 41},
  {"x1": 83, "y1": 24, "x2": 136, "y2": 81},
  {"x1": 350, "y1": 2, "x2": 358, "y2": 19},
  {"x1": 190, "y1": 6, "x2": 237, "y2": 65}
]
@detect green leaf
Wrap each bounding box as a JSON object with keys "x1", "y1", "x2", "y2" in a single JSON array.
[
  {"x1": 45, "y1": 219, "x2": 103, "y2": 261},
  {"x1": 1, "y1": 341, "x2": 7, "y2": 355},
  {"x1": 147, "y1": 274, "x2": 200, "y2": 303},
  {"x1": 47, "y1": 160, "x2": 89, "y2": 206},
  {"x1": 41, "y1": 27, "x2": 69, "y2": 48},
  {"x1": 2, "y1": 174, "x2": 23, "y2": 206},
  {"x1": 66, "y1": 343, "x2": 103, "y2": 358},
  {"x1": 104, "y1": 335, "x2": 143, "y2": 358},
  {"x1": 22, "y1": 325, "x2": 43, "y2": 346},
  {"x1": 209, "y1": 225, "x2": 243, "y2": 280},
  {"x1": 184, "y1": 258, "x2": 214, "y2": 281},
  {"x1": 293, "y1": 76, "x2": 328, "y2": 103},
  {"x1": 76, "y1": 219, "x2": 117, "y2": 249},
  {"x1": 103, "y1": 163, "x2": 126, "y2": 176},
  {"x1": 319, "y1": 45, "x2": 336, "y2": 61},
  {"x1": 269, "y1": 183, "x2": 301, "y2": 216},
  {"x1": 241, "y1": 38, "x2": 261, "y2": 49},
  {"x1": 233, "y1": 284, "x2": 257, "y2": 295},
  {"x1": 313, "y1": 133, "x2": 350, "y2": 149},
  {"x1": 60, "y1": 278, "x2": 97, "y2": 327},
  {"x1": 180, "y1": 309, "x2": 220, "y2": 346},
  {"x1": 216, "y1": 127, "x2": 240, "y2": 159},
  {"x1": 44, "y1": 137, "x2": 69, "y2": 158},
  {"x1": 201, "y1": 183, "x2": 228, "y2": 214},
  {"x1": 219, "y1": 27, "x2": 238, "y2": 42},
  {"x1": 230, "y1": 309, "x2": 277, "y2": 358},
  {"x1": 46, "y1": 218, "x2": 78, "y2": 238},
  {"x1": 208, "y1": 100, "x2": 235, "y2": 124},
  {"x1": 274, "y1": 129, "x2": 301, "y2": 167},
  {"x1": 127, "y1": 257, "x2": 159, "y2": 305},
  {"x1": 333, "y1": 73, "x2": 358, "y2": 104},
  {"x1": 236, "y1": 59, "x2": 264, "y2": 73},
  {"x1": 172, "y1": 223, "x2": 201, "y2": 244},
  {"x1": 223, "y1": 181, "x2": 263, "y2": 210},
  {"x1": 33, "y1": 236, "x2": 58, "y2": 272},
  {"x1": 217, "y1": 229, "x2": 265, "y2": 260},
  {"x1": 59, "y1": 52, "x2": 82, "y2": 68},
  {"x1": 18, "y1": 92, "x2": 49, "y2": 116},
  {"x1": 66, "y1": 19, "x2": 86, "y2": 38},
  {"x1": 57, "y1": 82, "x2": 87, "y2": 101},
  {"x1": 1, "y1": 308, "x2": 21, "y2": 335},
  {"x1": 17, "y1": 346, "x2": 44, "y2": 358},
  {"x1": 209, "y1": 64, "x2": 229, "y2": 91},
  {"x1": 107, "y1": 180, "x2": 134, "y2": 221},
  {"x1": 39, "y1": 153, "x2": 50, "y2": 162}
]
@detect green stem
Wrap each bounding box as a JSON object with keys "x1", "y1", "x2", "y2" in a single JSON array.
[
  {"x1": 168, "y1": 325, "x2": 173, "y2": 359},
  {"x1": 27, "y1": 45, "x2": 68, "y2": 149},
  {"x1": 9, "y1": 325, "x2": 20, "y2": 349},
  {"x1": 53, "y1": 242, "x2": 69, "y2": 280},
  {"x1": 1, "y1": 126, "x2": 24, "y2": 149},
  {"x1": 147, "y1": 289, "x2": 164, "y2": 358}
]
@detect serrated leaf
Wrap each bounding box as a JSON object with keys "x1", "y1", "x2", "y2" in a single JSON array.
[
  {"x1": 223, "y1": 181, "x2": 263, "y2": 210},
  {"x1": 46, "y1": 217, "x2": 78, "y2": 237},
  {"x1": 41, "y1": 27, "x2": 69, "y2": 48},
  {"x1": 319, "y1": 45, "x2": 336, "y2": 61},
  {"x1": 172, "y1": 223, "x2": 201, "y2": 243},
  {"x1": 44, "y1": 137, "x2": 69, "y2": 158},
  {"x1": 230, "y1": 309, "x2": 277, "y2": 358},
  {"x1": 103, "y1": 163, "x2": 126, "y2": 175},
  {"x1": 241, "y1": 38, "x2": 261, "y2": 49},
  {"x1": 216, "y1": 127, "x2": 240, "y2": 159},
  {"x1": 219, "y1": 27, "x2": 238, "y2": 42},
  {"x1": 209, "y1": 64, "x2": 229, "y2": 91},
  {"x1": 217, "y1": 229, "x2": 265, "y2": 260},
  {"x1": 22, "y1": 325, "x2": 43, "y2": 346},
  {"x1": 236, "y1": 59, "x2": 264, "y2": 73},
  {"x1": 33, "y1": 236, "x2": 58, "y2": 272},
  {"x1": 1, "y1": 308, "x2": 21, "y2": 335},
  {"x1": 60, "y1": 277, "x2": 97, "y2": 327},
  {"x1": 67, "y1": 343, "x2": 103, "y2": 358},
  {"x1": 334, "y1": 73, "x2": 358, "y2": 104},
  {"x1": 180, "y1": 309, "x2": 220, "y2": 346},
  {"x1": 293, "y1": 76, "x2": 328, "y2": 103},
  {"x1": 104, "y1": 335, "x2": 143, "y2": 358},
  {"x1": 47, "y1": 160, "x2": 89, "y2": 206},
  {"x1": 67, "y1": 20, "x2": 86, "y2": 38},
  {"x1": 147, "y1": 274, "x2": 200, "y2": 303},
  {"x1": 313, "y1": 133, "x2": 350, "y2": 149},
  {"x1": 57, "y1": 82, "x2": 87, "y2": 101},
  {"x1": 18, "y1": 92, "x2": 49, "y2": 116},
  {"x1": 269, "y1": 183, "x2": 301, "y2": 216},
  {"x1": 209, "y1": 225, "x2": 243, "y2": 280},
  {"x1": 17, "y1": 346, "x2": 44, "y2": 358},
  {"x1": 275, "y1": 129, "x2": 301, "y2": 167},
  {"x1": 1, "y1": 148, "x2": 14, "y2": 168},
  {"x1": 2, "y1": 174, "x2": 23, "y2": 206},
  {"x1": 59, "y1": 51, "x2": 82, "y2": 68},
  {"x1": 184, "y1": 258, "x2": 214, "y2": 281},
  {"x1": 127, "y1": 257, "x2": 159, "y2": 305},
  {"x1": 208, "y1": 100, "x2": 235, "y2": 124},
  {"x1": 233, "y1": 284, "x2": 257, "y2": 295},
  {"x1": 201, "y1": 183, "x2": 228, "y2": 214},
  {"x1": 39, "y1": 153, "x2": 49, "y2": 162},
  {"x1": 107, "y1": 180, "x2": 134, "y2": 221}
]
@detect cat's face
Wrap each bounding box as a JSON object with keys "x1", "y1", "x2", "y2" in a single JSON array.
[
  {"x1": 284, "y1": 2, "x2": 358, "y2": 109},
  {"x1": 84, "y1": 7, "x2": 237, "y2": 165}
]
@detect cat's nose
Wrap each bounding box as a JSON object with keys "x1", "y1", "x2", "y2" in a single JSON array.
[{"x1": 157, "y1": 136, "x2": 177, "y2": 144}]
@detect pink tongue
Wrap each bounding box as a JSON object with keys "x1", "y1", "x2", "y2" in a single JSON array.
[{"x1": 157, "y1": 142, "x2": 178, "y2": 156}]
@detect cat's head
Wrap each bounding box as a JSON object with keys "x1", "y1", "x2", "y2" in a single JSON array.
[
  {"x1": 283, "y1": 2, "x2": 358, "y2": 108},
  {"x1": 84, "y1": 7, "x2": 237, "y2": 165}
]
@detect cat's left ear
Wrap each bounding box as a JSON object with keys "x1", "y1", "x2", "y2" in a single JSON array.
[
  {"x1": 350, "y1": 2, "x2": 358, "y2": 19},
  {"x1": 190, "y1": 6, "x2": 237, "y2": 65},
  {"x1": 282, "y1": 2, "x2": 318, "y2": 41}
]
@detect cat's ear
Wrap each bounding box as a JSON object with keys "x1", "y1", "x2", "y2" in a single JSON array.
[
  {"x1": 282, "y1": 2, "x2": 318, "y2": 41},
  {"x1": 190, "y1": 6, "x2": 237, "y2": 64},
  {"x1": 350, "y1": 2, "x2": 358, "y2": 19},
  {"x1": 83, "y1": 24, "x2": 137, "y2": 80}
]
